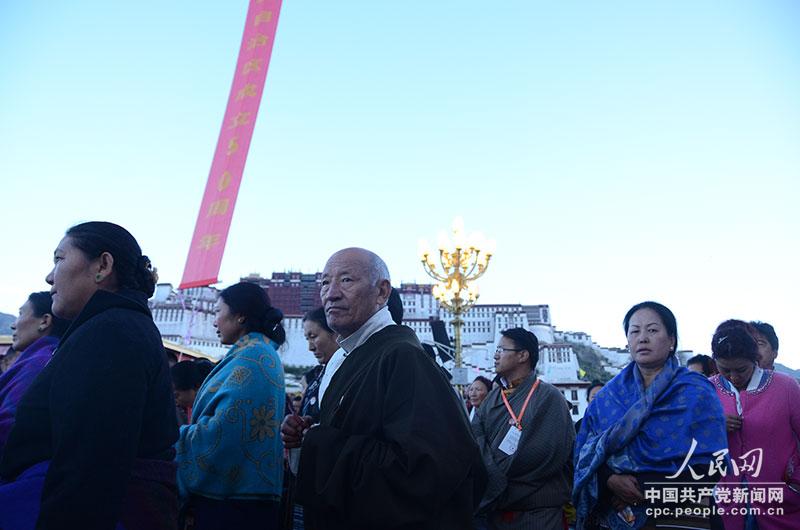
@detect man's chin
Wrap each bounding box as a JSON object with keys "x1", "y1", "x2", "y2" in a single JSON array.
[{"x1": 327, "y1": 315, "x2": 349, "y2": 330}]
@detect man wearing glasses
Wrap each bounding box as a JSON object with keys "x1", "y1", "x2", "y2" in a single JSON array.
[{"x1": 471, "y1": 327, "x2": 575, "y2": 530}]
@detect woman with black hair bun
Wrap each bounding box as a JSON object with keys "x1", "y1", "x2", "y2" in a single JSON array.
[
  {"x1": 0, "y1": 221, "x2": 179, "y2": 530},
  {"x1": 710, "y1": 320, "x2": 800, "y2": 529},
  {"x1": 0, "y1": 291, "x2": 70, "y2": 454},
  {"x1": 176, "y1": 281, "x2": 286, "y2": 530}
]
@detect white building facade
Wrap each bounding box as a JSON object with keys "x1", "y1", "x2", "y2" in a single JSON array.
[
  {"x1": 149, "y1": 284, "x2": 228, "y2": 358},
  {"x1": 150, "y1": 280, "x2": 602, "y2": 418}
]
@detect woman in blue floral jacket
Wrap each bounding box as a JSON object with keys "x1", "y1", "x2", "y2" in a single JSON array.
[{"x1": 176, "y1": 282, "x2": 286, "y2": 530}]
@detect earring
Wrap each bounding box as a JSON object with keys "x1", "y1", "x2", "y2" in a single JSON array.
[
  {"x1": 95, "y1": 274, "x2": 103, "y2": 282},
  {"x1": 238, "y1": 318, "x2": 245, "y2": 324},
  {"x1": 37, "y1": 326, "x2": 45, "y2": 332}
]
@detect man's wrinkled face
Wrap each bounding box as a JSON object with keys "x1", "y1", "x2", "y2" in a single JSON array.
[{"x1": 321, "y1": 250, "x2": 386, "y2": 338}]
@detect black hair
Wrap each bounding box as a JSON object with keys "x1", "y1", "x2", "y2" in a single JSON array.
[
  {"x1": 195, "y1": 359, "x2": 214, "y2": 378},
  {"x1": 471, "y1": 376, "x2": 492, "y2": 392},
  {"x1": 686, "y1": 354, "x2": 717, "y2": 376},
  {"x1": 715, "y1": 319, "x2": 758, "y2": 339},
  {"x1": 711, "y1": 321, "x2": 759, "y2": 363},
  {"x1": 27, "y1": 291, "x2": 70, "y2": 338},
  {"x1": 586, "y1": 381, "x2": 605, "y2": 401},
  {"x1": 66, "y1": 221, "x2": 157, "y2": 297},
  {"x1": 750, "y1": 321, "x2": 779, "y2": 352},
  {"x1": 303, "y1": 307, "x2": 333, "y2": 334},
  {"x1": 388, "y1": 287, "x2": 403, "y2": 325},
  {"x1": 500, "y1": 327, "x2": 539, "y2": 369},
  {"x1": 623, "y1": 301, "x2": 678, "y2": 355},
  {"x1": 171, "y1": 359, "x2": 214, "y2": 391},
  {"x1": 220, "y1": 282, "x2": 285, "y2": 345}
]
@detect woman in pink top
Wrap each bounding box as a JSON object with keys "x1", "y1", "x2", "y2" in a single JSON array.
[{"x1": 710, "y1": 320, "x2": 800, "y2": 530}]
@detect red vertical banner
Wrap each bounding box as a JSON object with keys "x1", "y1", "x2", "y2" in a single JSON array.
[{"x1": 180, "y1": 0, "x2": 282, "y2": 289}]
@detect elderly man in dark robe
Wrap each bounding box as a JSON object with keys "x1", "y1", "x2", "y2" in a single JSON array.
[
  {"x1": 281, "y1": 247, "x2": 486, "y2": 530},
  {"x1": 472, "y1": 327, "x2": 574, "y2": 530}
]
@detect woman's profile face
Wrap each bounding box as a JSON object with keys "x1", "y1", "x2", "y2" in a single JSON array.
[
  {"x1": 46, "y1": 236, "x2": 98, "y2": 320},
  {"x1": 626, "y1": 308, "x2": 675, "y2": 370},
  {"x1": 10, "y1": 300, "x2": 46, "y2": 352},
  {"x1": 468, "y1": 381, "x2": 489, "y2": 408},
  {"x1": 303, "y1": 320, "x2": 339, "y2": 365},
  {"x1": 213, "y1": 298, "x2": 245, "y2": 345}
]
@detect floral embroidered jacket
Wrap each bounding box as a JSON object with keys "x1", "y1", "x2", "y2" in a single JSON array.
[{"x1": 176, "y1": 332, "x2": 285, "y2": 500}]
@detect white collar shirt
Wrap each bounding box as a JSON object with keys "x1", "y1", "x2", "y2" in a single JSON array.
[{"x1": 318, "y1": 306, "x2": 395, "y2": 407}]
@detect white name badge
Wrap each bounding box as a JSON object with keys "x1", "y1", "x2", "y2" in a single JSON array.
[{"x1": 498, "y1": 426, "x2": 521, "y2": 455}]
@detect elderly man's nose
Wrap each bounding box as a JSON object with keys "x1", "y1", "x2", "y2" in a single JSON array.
[{"x1": 326, "y1": 282, "x2": 343, "y2": 299}]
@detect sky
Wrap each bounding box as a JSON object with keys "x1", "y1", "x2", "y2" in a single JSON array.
[{"x1": 1, "y1": 1, "x2": 798, "y2": 367}]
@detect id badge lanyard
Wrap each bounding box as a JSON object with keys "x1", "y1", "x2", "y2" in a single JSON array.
[{"x1": 501, "y1": 378, "x2": 540, "y2": 430}]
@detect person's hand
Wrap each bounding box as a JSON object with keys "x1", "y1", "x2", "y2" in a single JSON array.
[
  {"x1": 281, "y1": 414, "x2": 312, "y2": 448},
  {"x1": 725, "y1": 414, "x2": 743, "y2": 432},
  {"x1": 610, "y1": 495, "x2": 628, "y2": 512},
  {"x1": 607, "y1": 474, "x2": 644, "y2": 506}
]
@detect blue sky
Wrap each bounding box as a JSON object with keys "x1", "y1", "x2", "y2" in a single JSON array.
[{"x1": 2, "y1": 1, "x2": 798, "y2": 367}]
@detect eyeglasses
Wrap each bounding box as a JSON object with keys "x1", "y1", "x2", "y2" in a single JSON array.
[{"x1": 495, "y1": 347, "x2": 523, "y2": 354}]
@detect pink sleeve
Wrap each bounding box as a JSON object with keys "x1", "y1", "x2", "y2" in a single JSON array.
[
  {"x1": 786, "y1": 376, "x2": 800, "y2": 439},
  {"x1": 709, "y1": 375, "x2": 733, "y2": 416}
]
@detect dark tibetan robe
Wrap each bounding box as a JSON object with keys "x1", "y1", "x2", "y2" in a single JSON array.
[
  {"x1": 472, "y1": 374, "x2": 574, "y2": 514},
  {"x1": 0, "y1": 289, "x2": 178, "y2": 530},
  {"x1": 296, "y1": 325, "x2": 487, "y2": 530}
]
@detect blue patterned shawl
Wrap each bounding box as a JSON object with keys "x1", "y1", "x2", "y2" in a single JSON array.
[
  {"x1": 176, "y1": 332, "x2": 285, "y2": 500},
  {"x1": 573, "y1": 356, "x2": 727, "y2": 530}
]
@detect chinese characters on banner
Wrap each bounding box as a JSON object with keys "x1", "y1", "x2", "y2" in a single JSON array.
[{"x1": 180, "y1": 0, "x2": 282, "y2": 289}]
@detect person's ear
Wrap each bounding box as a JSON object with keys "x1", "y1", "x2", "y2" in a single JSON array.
[
  {"x1": 38, "y1": 313, "x2": 52, "y2": 333},
  {"x1": 94, "y1": 252, "x2": 115, "y2": 284},
  {"x1": 377, "y1": 279, "x2": 391, "y2": 306},
  {"x1": 518, "y1": 349, "x2": 530, "y2": 366}
]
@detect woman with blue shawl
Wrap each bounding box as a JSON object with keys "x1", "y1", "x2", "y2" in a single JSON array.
[
  {"x1": 176, "y1": 282, "x2": 286, "y2": 530},
  {"x1": 573, "y1": 301, "x2": 727, "y2": 530}
]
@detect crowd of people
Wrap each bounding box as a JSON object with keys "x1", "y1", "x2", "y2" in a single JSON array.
[{"x1": 0, "y1": 220, "x2": 797, "y2": 530}]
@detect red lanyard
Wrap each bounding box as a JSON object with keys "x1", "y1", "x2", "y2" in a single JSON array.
[{"x1": 501, "y1": 378, "x2": 540, "y2": 431}]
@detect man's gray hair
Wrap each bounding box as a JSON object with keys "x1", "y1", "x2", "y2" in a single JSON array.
[
  {"x1": 367, "y1": 251, "x2": 390, "y2": 286},
  {"x1": 328, "y1": 247, "x2": 391, "y2": 286}
]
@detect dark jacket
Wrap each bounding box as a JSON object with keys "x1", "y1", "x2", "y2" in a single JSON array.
[
  {"x1": 0, "y1": 289, "x2": 178, "y2": 530},
  {"x1": 472, "y1": 374, "x2": 574, "y2": 513},
  {"x1": 297, "y1": 325, "x2": 487, "y2": 530}
]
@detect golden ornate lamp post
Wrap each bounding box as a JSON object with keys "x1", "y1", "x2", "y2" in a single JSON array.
[{"x1": 419, "y1": 217, "x2": 495, "y2": 379}]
